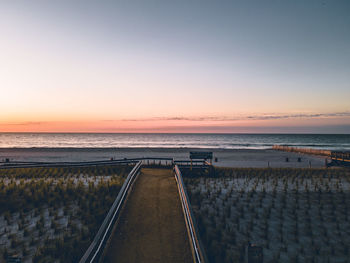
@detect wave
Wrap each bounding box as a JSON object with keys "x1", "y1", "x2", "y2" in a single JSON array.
[{"x1": 0, "y1": 133, "x2": 349, "y2": 150}]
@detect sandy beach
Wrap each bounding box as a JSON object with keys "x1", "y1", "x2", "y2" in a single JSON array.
[{"x1": 0, "y1": 148, "x2": 326, "y2": 168}]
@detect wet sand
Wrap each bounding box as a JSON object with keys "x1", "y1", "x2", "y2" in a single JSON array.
[
  {"x1": 103, "y1": 168, "x2": 193, "y2": 263},
  {"x1": 0, "y1": 148, "x2": 326, "y2": 168}
]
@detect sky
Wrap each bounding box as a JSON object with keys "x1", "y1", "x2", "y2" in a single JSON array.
[{"x1": 0, "y1": 0, "x2": 349, "y2": 133}]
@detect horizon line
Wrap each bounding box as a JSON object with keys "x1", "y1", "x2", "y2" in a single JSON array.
[{"x1": 0, "y1": 131, "x2": 349, "y2": 135}]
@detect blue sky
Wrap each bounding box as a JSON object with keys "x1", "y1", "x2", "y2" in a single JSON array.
[{"x1": 0, "y1": 0, "x2": 349, "y2": 132}]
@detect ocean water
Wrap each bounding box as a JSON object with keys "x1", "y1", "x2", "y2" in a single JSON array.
[{"x1": 0, "y1": 133, "x2": 349, "y2": 151}]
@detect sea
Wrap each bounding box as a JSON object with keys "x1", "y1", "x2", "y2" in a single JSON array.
[{"x1": 0, "y1": 133, "x2": 349, "y2": 151}]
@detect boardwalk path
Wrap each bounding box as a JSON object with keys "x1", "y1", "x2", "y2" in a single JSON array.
[{"x1": 103, "y1": 168, "x2": 193, "y2": 263}]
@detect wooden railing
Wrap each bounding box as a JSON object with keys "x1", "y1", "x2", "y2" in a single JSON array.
[
  {"x1": 174, "y1": 165, "x2": 208, "y2": 263},
  {"x1": 330, "y1": 151, "x2": 350, "y2": 165},
  {"x1": 79, "y1": 161, "x2": 142, "y2": 263},
  {"x1": 0, "y1": 157, "x2": 210, "y2": 169},
  {"x1": 80, "y1": 161, "x2": 208, "y2": 263},
  {"x1": 0, "y1": 158, "x2": 140, "y2": 169},
  {"x1": 0, "y1": 157, "x2": 209, "y2": 262}
]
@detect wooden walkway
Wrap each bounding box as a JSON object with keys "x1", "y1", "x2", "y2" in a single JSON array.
[{"x1": 102, "y1": 168, "x2": 193, "y2": 263}]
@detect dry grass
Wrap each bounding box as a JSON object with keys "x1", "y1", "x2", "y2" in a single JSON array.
[
  {"x1": 184, "y1": 167, "x2": 350, "y2": 263},
  {"x1": 0, "y1": 165, "x2": 131, "y2": 263}
]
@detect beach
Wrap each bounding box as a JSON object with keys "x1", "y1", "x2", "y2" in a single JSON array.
[{"x1": 0, "y1": 148, "x2": 326, "y2": 168}]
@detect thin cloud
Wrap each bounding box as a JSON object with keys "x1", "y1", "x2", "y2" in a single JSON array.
[
  {"x1": 3, "y1": 111, "x2": 349, "y2": 127},
  {"x1": 2, "y1": 121, "x2": 45, "y2": 126},
  {"x1": 120, "y1": 111, "x2": 350, "y2": 122},
  {"x1": 248, "y1": 112, "x2": 350, "y2": 120}
]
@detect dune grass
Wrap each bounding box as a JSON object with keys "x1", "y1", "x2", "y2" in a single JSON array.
[
  {"x1": 0, "y1": 165, "x2": 132, "y2": 263},
  {"x1": 184, "y1": 167, "x2": 350, "y2": 263}
]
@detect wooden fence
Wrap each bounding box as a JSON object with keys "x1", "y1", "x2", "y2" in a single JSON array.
[{"x1": 272, "y1": 145, "x2": 332, "y2": 156}]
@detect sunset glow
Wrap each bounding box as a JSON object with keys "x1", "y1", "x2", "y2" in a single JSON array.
[{"x1": 1, "y1": 1, "x2": 349, "y2": 133}]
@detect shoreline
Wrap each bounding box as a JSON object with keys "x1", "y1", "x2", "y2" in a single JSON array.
[
  {"x1": 0, "y1": 147, "x2": 326, "y2": 168},
  {"x1": 0, "y1": 147, "x2": 273, "y2": 150}
]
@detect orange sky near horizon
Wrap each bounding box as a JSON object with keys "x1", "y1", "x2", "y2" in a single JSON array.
[
  {"x1": 1, "y1": 1, "x2": 349, "y2": 133},
  {"x1": 1, "y1": 114, "x2": 349, "y2": 133}
]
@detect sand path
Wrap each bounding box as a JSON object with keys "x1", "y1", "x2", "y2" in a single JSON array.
[{"x1": 103, "y1": 168, "x2": 193, "y2": 263}]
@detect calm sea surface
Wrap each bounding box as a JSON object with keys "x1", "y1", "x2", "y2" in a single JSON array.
[{"x1": 0, "y1": 133, "x2": 349, "y2": 150}]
